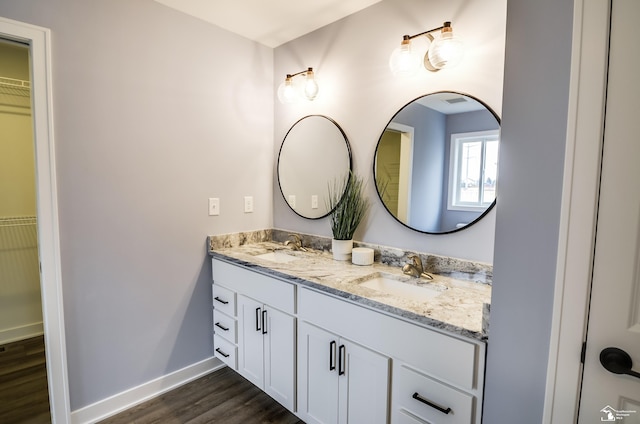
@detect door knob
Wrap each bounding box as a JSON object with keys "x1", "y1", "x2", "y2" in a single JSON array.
[{"x1": 600, "y1": 347, "x2": 640, "y2": 379}]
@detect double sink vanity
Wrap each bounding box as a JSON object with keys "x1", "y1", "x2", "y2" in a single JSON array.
[
  {"x1": 209, "y1": 90, "x2": 499, "y2": 423},
  {"x1": 208, "y1": 229, "x2": 491, "y2": 424}
]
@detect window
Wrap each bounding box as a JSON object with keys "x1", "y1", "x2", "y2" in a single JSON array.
[{"x1": 448, "y1": 130, "x2": 499, "y2": 211}]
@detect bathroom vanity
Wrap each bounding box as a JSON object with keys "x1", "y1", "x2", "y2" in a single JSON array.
[{"x1": 209, "y1": 232, "x2": 490, "y2": 424}]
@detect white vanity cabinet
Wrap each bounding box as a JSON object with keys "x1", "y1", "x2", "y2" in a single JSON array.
[
  {"x1": 211, "y1": 256, "x2": 486, "y2": 424},
  {"x1": 212, "y1": 259, "x2": 296, "y2": 411},
  {"x1": 299, "y1": 287, "x2": 485, "y2": 424},
  {"x1": 298, "y1": 321, "x2": 390, "y2": 424}
]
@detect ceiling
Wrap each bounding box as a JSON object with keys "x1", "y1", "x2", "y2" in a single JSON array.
[
  {"x1": 417, "y1": 93, "x2": 486, "y2": 115},
  {"x1": 154, "y1": 0, "x2": 383, "y2": 48}
]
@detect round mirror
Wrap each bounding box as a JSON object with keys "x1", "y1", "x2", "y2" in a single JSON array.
[
  {"x1": 374, "y1": 92, "x2": 500, "y2": 234},
  {"x1": 278, "y1": 115, "x2": 352, "y2": 219}
]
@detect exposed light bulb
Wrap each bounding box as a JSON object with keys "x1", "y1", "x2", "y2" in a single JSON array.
[
  {"x1": 389, "y1": 37, "x2": 422, "y2": 77},
  {"x1": 277, "y1": 68, "x2": 320, "y2": 104},
  {"x1": 426, "y1": 25, "x2": 464, "y2": 70},
  {"x1": 303, "y1": 68, "x2": 319, "y2": 100},
  {"x1": 277, "y1": 76, "x2": 298, "y2": 104}
]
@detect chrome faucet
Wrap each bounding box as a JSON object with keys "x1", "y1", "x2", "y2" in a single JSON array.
[
  {"x1": 284, "y1": 233, "x2": 307, "y2": 251},
  {"x1": 402, "y1": 254, "x2": 433, "y2": 280}
]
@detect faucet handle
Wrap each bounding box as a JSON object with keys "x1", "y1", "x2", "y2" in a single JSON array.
[
  {"x1": 284, "y1": 233, "x2": 307, "y2": 251},
  {"x1": 407, "y1": 254, "x2": 423, "y2": 271}
]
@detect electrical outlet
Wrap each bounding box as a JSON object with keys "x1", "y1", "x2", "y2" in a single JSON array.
[
  {"x1": 288, "y1": 194, "x2": 296, "y2": 209},
  {"x1": 311, "y1": 195, "x2": 318, "y2": 209},
  {"x1": 244, "y1": 196, "x2": 254, "y2": 213},
  {"x1": 208, "y1": 198, "x2": 220, "y2": 216}
]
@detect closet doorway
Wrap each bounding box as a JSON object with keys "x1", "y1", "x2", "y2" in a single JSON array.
[
  {"x1": 0, "y1": 17, "x2": 70, "y2": 423},
  {"x1": 0, "y1": 38, "x2": 51, "y2": 422}
]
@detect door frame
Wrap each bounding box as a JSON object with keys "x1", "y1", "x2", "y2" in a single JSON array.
[
  {"x1": 385, "y1": 122, "x2": 414, "y2": 223},
  {"x1": 542, "y1": 0, "x2": 611, "y2": 422},
  {"x1": 0, "y1": 17, "x2": 71, "y2": 423}
]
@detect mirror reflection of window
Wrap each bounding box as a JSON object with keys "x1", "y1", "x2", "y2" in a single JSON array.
[
  {"x1": 373, "y1": 92, "x2": 500, "y2": 234},
  {"x1": 449, "y1": 130, "x2": 500, "y2": 211}
]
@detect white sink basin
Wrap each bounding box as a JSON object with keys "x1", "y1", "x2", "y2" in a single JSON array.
[
  {"x1": 254, "y1": 251, "x2": 299, "y2": 264},
  {"x1": 360, "y1": 275, "x2": 444, "y2": 301}
]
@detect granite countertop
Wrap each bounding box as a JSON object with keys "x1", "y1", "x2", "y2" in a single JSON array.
[{"x1": 208, "y1": 237, "x2": 491, "y2": 341}]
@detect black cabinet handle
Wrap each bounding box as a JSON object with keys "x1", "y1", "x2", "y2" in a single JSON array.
[
  {"x1": 214, "y1": 322, "x2": 229, "y2": 331},
  {"x1": 261, "y1": 309, "x2": 268, "y2": 334},
  {"x1": 338, "y1": 344, "x2": 346, "y2": 375},
  {"x1": 412, "y1": 392, "x2": 452, "y2": 415},
  {"x1": 215, "y1": 348, "x2": 230, "y2": 358},
  {"x1": 214, "y1": 296, "x2": 229, "y2": 305},
  {"x1": 329, "y1": 341, "x2": 336, "y2": 371},
  {"x1": 600, "y1": 347, "x2": 640, "y2": 379},
  {"x1": 255, "y1": 307, "x2": 261, "y2": 332}
]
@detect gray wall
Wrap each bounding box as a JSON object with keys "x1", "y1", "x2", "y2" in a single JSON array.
[
  {"x1": 273, "y1": 0, "x2": 507, "y2": 264},
  {"x1": 483, "y1": 0, "x2": 573, "y2": 421},
  {"x1": 0, "y1": 0, "x2": 273, "y2": 410}
]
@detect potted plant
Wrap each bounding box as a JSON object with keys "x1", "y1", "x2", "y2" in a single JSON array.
[{"x1": 326, "y1": 171, "x2": 370, "y2": 260}]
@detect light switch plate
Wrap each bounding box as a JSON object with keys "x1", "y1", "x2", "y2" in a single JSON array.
[
  {"x1": 208, "y1": 198, "x2": 220, "y2": 216},
  {"x1": 311, "y1": 195, "x2": 318, "y2": 209},
  {"x1": 244, "y1": 196, "x2": 254, "y2": 213},
  {"x1": 288, "y1": 194, "x2": 296, "y2": 209}
]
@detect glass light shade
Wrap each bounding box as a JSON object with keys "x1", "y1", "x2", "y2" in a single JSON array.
[
  {"x1": 427, "y1": 32, "x2": 464, "y2": 70},
  {"x1": 277, "y1": 78, "x2": 298, "y2": 104},
  {"x1": 389, "y1": 40, "x2": 422, "y2": 77},
  {"x1": 303, "y1": 71, "x2": 319, "y2": 100}
]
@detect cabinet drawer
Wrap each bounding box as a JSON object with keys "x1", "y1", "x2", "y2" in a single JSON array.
[
  {"x1": 214, "y1": 334, "x2": 237, "y2": 369},
  {"x1": 213, "y1": 310, "x2": 237, "y2": 343},
  {"x1": 213, "y1": 284, "x2": 236, "y2": 316},
  {"x1": 212, "y1": 259, "x2": 295, "y2": 314},
  {"x1": 392, "y1": 363, "x2": 475, "y2": 424}
]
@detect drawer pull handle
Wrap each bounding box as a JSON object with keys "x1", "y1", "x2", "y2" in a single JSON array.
[
  {"x1": 261, "y1": 309, "x2": 268, "y2": 334},
  {"x1": 329, "y1": 341, "x2": 337, "y2": 371},
  {"x1": 412, "y1": 392, "x2": 452, "y2": 415},
  {"x1": 255, "y1": 307, "x2": 262, "y2": 332},
  {"x1": 215, "y1": 348, "x2": 230, "y2": 358},
  {"x1": 214, "y1": 322, "x2": 229, "y2": 331},
  {"x1": 214, "y1": 296, "x2": 229, "y2": 305},
  {"x1": 338, "y1": 344, "x2": 346, "y2": 376}
]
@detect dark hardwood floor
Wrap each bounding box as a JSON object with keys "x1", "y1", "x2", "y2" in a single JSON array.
[
  {"x1": 0, "y1": 338, "x2": 303, "y2": 424},
  {"x1": 0, "y1": 335, "x2": 51, "y2": 424},
  {"x1": 99, "y1": 366, "x2": 305, "y2": 424}
]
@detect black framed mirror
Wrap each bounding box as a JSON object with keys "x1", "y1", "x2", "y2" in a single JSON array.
[
  {"x1": 374, "y1": 91, "x2": 500, "y2": 234},
  {"x1": 278, "y1": 115, "x2": 352, "y2": 219}
]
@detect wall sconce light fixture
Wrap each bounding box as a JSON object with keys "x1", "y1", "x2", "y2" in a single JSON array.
[
  {"x1": 277, "y1": 67, "x2": 319, "y2": 104},
  {"x1": 389, "y1": 21, "x2": 464, "y2": 76}
]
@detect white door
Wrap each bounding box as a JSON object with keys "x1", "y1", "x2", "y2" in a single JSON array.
[
  {"x1": 263, "y1": 306, "x2": 295, "y2": 411},
  {"x1": 298, "y1": 322, "x2": 339, "y2": 424},
  {"x1": 237, "y1": 295, "x2": 264, "y2": 388},
  {"x1": 579, "y1": 0, "x2": 640, "y2": 422},
  {"x1": 339, "y1": 339, "x2": 389, "y2": 424}
]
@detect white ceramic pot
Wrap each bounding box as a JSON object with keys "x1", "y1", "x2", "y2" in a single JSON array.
[{"x1": 332, "y1": 239, "x2": 353, "y2": 261}]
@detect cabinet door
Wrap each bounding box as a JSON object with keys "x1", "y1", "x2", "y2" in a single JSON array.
[
  {"x1": 339, "y1": 339, "x2": 390, "y2": 424},
  {"x1": 237, "y1": 295, "x2": 264, "y2": 388},
  {"x1": 263, "y1": 306, "x2": 296, "y2": 411},
  {"x1": 298, "y1": 322, "x2": 339, "y2": 424}
]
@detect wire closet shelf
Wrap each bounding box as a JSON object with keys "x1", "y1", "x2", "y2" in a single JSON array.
[{"x1": 0, "y1": 76, "x2": 30, "y2": 108}]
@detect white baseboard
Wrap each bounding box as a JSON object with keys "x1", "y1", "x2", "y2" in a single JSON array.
[
  {"x1": 0, "y1": 322, "x2": 44, "y2": 345},
  {"x1": 70, "y1": 356, "x2": 223, "y2": 424}
]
